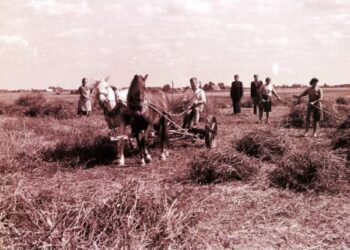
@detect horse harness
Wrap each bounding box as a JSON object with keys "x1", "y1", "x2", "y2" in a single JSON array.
[{"x1": 99, "y1": 86, "x2": 126, "y2": 118}]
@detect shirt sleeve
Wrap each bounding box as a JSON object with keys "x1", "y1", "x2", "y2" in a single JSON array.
[{"x1": 200, "y1": 90, "x2": 207, "y2": 103}]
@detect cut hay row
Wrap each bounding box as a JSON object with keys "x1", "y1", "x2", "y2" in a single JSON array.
[
  {"x1": 269, "y1": 151, "x2": 350, "y2": 193},
  {"x1": 190, "y1": 148, "x2": 260, "y2": 184},
  {"x1": 235, "y1": 130, "x2": 289, "y2": 162},
  {"x1": 0, "y1": 181, "x2": 198, "y2": 249}
]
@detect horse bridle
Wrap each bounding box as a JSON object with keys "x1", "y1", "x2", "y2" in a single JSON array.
[
  {"x1": 97, "y1": 87, "x2": 126, "y2": 116},
  {"x1": 127, "y1": 98, "x2": 149, "y2": 115}
]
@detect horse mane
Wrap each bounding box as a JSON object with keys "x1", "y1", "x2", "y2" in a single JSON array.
[{"x1": 127, "y1": 75, "x2": 145, "y2": 103}]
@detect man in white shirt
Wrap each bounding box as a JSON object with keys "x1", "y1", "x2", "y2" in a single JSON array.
[{"x1": 182, "y1": 77, "x2": 207, "y2": 128}]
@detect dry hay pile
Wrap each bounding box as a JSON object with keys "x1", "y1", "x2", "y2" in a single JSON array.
[
  {"x1": 0, "y1": 181, "x2": 197, "y2": 249},
  {"x1": 190, "y1": 148, "x2": 259, "y2": 184},
  {"x1": 269, "y1": 151, "x2": 350, "y2": 193},
  {"x1": 336, "y1": 96, "x2": 349, "y2": 105},
  {"x1": 236, "y1": 130, "x2": 289, "y2": 162},
  {"x1": 338, "y1": 115, "x2": 350, "y2": 130},
  {"x1": 332, "y1": 130, "x2": 350, "y2": 150},
  {"x1": 2, "y1": 94, "x2": 76, "y2": 119},
  {"x1": 282, "y1": 99, "x2": 349, "y2": 128},
  {"x1": 42, "y1": 135, "x2": 118, "y2": 167},
  {"x1": 331, "y1": 116, "x2": 350, "y2": 165},
  {"x1": 332, "y1": 116, "x2": 350, "y2": 148}
]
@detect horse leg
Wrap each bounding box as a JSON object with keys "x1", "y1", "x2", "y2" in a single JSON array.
[
  {"x1": 143, "y1": 128, "x2": 152, "y2": 163},
  {"x1": 160, "y1": 115, "x2": 169, "y2": 161},
  {"x1": 116, "y1": 123, "x2": 126, "y2": 166},
  {"x1": 144, "y1": 147, "x2": 152, "y2": 163},
  {"x1": 136, "y1": 130, "x2": 146, "y2": 166}
]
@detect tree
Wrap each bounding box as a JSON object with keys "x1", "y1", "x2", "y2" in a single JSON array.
[
  {"x1": 218, "y1": 82, "x2": 225, "y2": 89},
  {"x1": 203, "y1": 83, "x2": 212, "y2": 91},
  {"x1": 162, "y1": 84, "x2": 171, "y2": 92}
]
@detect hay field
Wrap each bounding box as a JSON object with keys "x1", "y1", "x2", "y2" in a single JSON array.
[{"x1": 1, "y1": 89, "x2": 350, "y2": 249}]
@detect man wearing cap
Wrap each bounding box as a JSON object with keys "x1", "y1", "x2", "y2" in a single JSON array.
[
  {"x1": 230, "y1": 74, "x2": 244, "y2": 114},
  {"x1": 251, "y1": 74, "x2": 263, "y2": 115}
]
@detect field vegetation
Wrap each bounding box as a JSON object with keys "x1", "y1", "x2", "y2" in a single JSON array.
[{"x1": 1, "y1": 88, "x2": 350, "y2": 249}]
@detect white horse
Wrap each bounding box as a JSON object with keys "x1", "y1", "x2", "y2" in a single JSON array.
[{"x1": 93, "y1": 77, "x2": 130, "y2": 166}]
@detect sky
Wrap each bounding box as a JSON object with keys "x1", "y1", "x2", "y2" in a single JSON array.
[{"x1": 0, "y1": 0, "x2": 350, "y2": 90}]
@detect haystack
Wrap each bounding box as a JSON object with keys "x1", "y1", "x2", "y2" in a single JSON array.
[
  {"x1": 269, "y1": 151, "x2": 350, "y2": 193},
  {"x1": 236, "y1": 130, "x2": 289, "y2": 162},
  {"x1": 190, "y1": 148, "x2": 259, "y2": 184}
]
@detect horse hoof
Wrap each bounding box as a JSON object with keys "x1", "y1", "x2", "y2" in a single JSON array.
[
  {"x1": 160, "y1": 154, "x2": 166, "y2": 161},
  {"x1": 165, "y1": 151, "x2": 170, "y2": 157},
  {"x1": 140, "y1": 159, "x2": 146, "y2": 166},
  {"x1": 116, "y1": 157, "x2": 125, "y2": 167},
  {"x1": 145, "y1": 154, "x2": 152, "y2": 163}
]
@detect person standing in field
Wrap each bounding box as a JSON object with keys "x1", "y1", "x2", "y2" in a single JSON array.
[
  {"x1": 259, "y1": 77, "x2": 281, "y2": 124},
  {"x1": 77, "y1": 78, "x2": 92, "y2": 117},
  {"x1": 182, "y1": 77, "x2": 207, "y2": 128},
  {"x1": 251, "y1": 74, "x2": 263, "y2": 115},
  {"x1": 230, "y1": 74, "x2": 244, "y2": 115},
  {"x1": 294, "y1": 78, "x2": 323, "y2": 137}
]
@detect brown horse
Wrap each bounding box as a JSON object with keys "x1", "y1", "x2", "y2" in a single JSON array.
[{"x1": 127, "y1": 74, "x2": 169, "y2": 165}]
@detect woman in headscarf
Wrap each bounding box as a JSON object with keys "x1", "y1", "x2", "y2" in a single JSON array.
[
  {"x1": 294, "y1": 78, "x2": 323, "y2": 137},
  {"x1": 77, "y1": 78, "x2": 92, "y2": 116}
]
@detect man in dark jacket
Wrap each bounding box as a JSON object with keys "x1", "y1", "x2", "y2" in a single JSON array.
[
  {"x1": 230, "y1": 74, "x2": 244, "y2": 114},
  {"x1": 251, "y1": 74, "x2": 263, "y2": 115}
]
